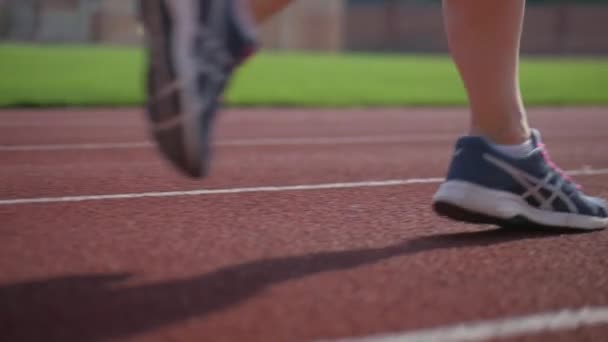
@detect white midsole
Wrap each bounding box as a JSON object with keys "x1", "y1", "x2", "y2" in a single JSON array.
[{"x1": 433, "y1": 180, "x2": 608, "y2": 230}]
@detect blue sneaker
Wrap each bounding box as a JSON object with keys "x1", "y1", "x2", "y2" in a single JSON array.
[
  {"x1": 433, "y1": 130, "x2": 608, "y2": 230},
  {"x1": 140, "y1": 0, "x2": 257, "y2": 177}
]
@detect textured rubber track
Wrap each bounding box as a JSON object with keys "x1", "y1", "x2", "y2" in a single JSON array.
[{"x1": 1, "y1": 107, "x2": 608, "y2": 342}]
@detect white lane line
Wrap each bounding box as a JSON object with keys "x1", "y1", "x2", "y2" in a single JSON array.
[
  {"x1": 321, "y1": 306, "x2": 608, "y2": 342},
  {"x1": 0, "y1": 142, "x2": 151, "y2": 151},
  {"x1": 1, "y1": 167, "x2": 607, "y2": 206},
  {"x1": 0, "y1": 122, "x2": 140, "y2": 128},
  {"x1": 218, "y1": 136, "x2": 446, "y2": 146},
  {"x1": 0, "y1": 178, "x2": 444, "y2": 206},
  {"x1": 0, "y1": 135, "x2": 451, "y2": 152}
]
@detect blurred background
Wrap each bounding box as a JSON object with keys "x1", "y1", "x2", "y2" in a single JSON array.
[
  {"x1": 1, "y1": 0, "x2": 607, "y2": 108},
  {"x1": 1, "y1": 0, "x2": 607, "y2": 54}
]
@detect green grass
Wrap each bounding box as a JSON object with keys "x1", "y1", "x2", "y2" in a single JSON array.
[{"x1": 1, "y1": 43, "x2": 608, "y2": 107}]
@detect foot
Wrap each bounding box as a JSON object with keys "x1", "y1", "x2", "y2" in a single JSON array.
[
  {"x1": 433, "y1": 129, "x2": 608, "y2": 230},
  {"x1": 140, "y1": 0, "x2": 256, "y2": 177}
]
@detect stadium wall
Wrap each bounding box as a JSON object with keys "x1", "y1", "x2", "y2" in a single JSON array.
[
  {"x1": 1, "y1": 0, "x2": 607, "y2": 55},
  {"x1": 345, "y1": 2, "x2": 608, "y2": 54}
]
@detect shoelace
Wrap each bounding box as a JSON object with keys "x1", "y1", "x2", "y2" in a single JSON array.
[{"x1": 538, "y1": 142, "x2": 582, "y2": 190}]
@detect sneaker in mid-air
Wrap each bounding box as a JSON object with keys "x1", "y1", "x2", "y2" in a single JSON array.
[
  {"x1": 433, "y1": 129, "x2": 608, "y2": 230},
  {"x1": 140, "y1": 0, "x2": 256, "y2": 177}
]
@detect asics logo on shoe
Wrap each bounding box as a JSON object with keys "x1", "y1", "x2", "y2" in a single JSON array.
[{"x1": 483, "y1": 153, "x2": 579, "y2": 213}]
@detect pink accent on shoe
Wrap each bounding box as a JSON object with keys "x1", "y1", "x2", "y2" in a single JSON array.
[
  {"x1": 235, "y1": 45, "x2": 257, "y2": 67},
  {"x1": 538, "y1": 142, "x2": 582, "y2": 189}
]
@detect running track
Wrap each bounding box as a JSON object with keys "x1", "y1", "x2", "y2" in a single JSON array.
[{"x1": 1, "y1": 107, "x2": 608, "y2": 342}]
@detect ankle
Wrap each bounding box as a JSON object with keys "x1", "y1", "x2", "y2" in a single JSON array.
[{"x1": 470, "y1": 125, "x2": 530, "y2": 145}]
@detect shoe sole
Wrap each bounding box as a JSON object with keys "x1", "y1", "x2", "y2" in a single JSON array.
[
  {"x1": 433, "y1": 180, "x2": 608, "y2": 230},
  {"x1": 141, "y1": 0, "x2": 228, "y2": 178}
]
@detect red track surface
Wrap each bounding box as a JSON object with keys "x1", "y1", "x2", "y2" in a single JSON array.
[{"x1": 1, "y1": 107, "x2": 608, "y2": 342}]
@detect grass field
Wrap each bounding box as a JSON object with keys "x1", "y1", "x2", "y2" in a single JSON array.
[{"x1": 1, "y1": 44, "x2": 608, "y2": 107}]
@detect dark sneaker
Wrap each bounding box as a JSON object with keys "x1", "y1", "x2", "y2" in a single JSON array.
[
  {"x1": 433, "y1": 129, "x2": 608, "y2": 230},
  {"x1": 140, "y1": 0, "x2": 257, "y2": 177}
]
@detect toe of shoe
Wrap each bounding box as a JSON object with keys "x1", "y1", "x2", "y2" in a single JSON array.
[{"x1": 583, "y1": 195, "x2": 608, "y2": 218}]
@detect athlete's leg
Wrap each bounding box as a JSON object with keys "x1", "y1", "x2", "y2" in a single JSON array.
[
  {"x1": 140, "y1": 0, "x2": 258, "y2": 177},
  {"x1": 443, "y1": 0, "x2": 528, "y2": 145},
  {"x1": 140, "y1": 0, "x2": 293, "y2": 178},
  {"x1": 433, "y1": 0, "x2": 608, "y2": 230}
]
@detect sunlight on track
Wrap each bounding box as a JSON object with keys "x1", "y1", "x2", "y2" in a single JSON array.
[{"x1": 322, "y1": 306, "x2": 608, "y2": 342}]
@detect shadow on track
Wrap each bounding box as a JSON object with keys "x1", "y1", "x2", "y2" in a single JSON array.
[{"x1": 0, "y1": 227, "x2": 590, "y2": 341}]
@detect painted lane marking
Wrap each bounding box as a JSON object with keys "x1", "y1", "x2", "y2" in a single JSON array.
[
  {"x1": 1, "y1": 167, "x2": 607, "y2": 206},
  {"x1": 320, "y1": 306, "x2": 608, "y2": 342}
]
